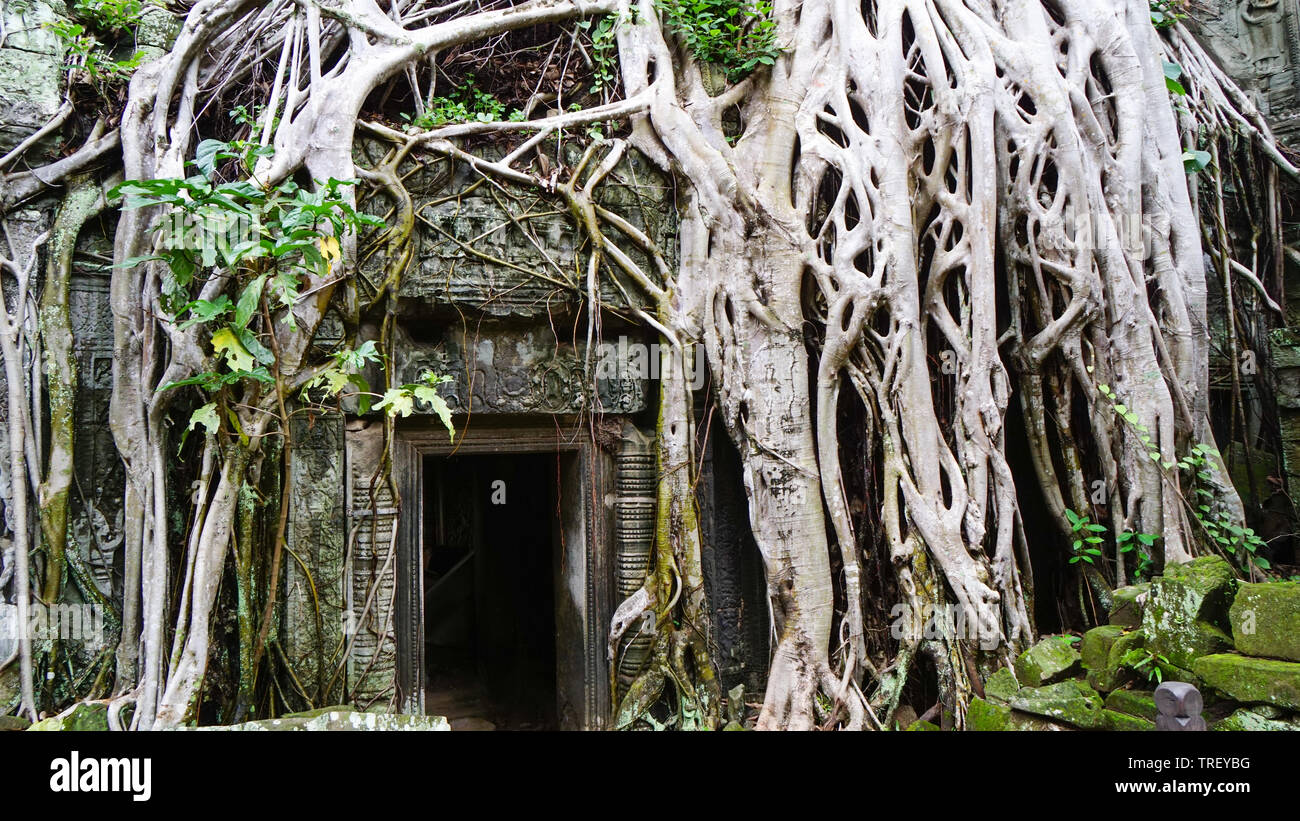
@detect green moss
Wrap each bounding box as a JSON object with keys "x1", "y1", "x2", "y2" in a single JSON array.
[
  {"x1": 1008, "y1": 679, "x2": 1107, "y2": 728},
  {"x1": 1230, "y1": 582, "x2": 1300, "y2": 662},
  {"x1": 1014, "y1": 635, "x2": 1082, "y2": 686},
  {"x1": 1109, "y1": 584, "x2": 1149, "y2": 628},
  {"x1": 27, "y1": 702, "x2": 109, "y2": 731},
  {"x1": 1193, "y1": 653, "x2": 1300, "y2": 711},
  {"x1": 983, "y1": 667, "x2": 1021, "y2": 704},
  {"x1": 966, "y1": 697, "x2": 1071, "y2": 731},
  {"x1": 1143, "y1": 557, "x2": 1236, "y2": 668},
  {"x1": 1212, "y1": 708, "x2": 1300, "y2": 731},
  {"x1": 1081, "y1": 625, "x2": 1124, "y2": 672},
  {"x1": 1104, "y1": 688, "x2": 1158, "y2": 721}
]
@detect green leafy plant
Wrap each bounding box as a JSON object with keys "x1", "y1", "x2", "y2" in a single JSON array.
[
  {"x1": 579, "y1": 15, "x2": 620, "y2": 96},
  {"x1": 1117, "y1": 530, "x2": 1158, "y2": 581},
  {"x1": 1120, "y1": 647, "x2": 1173, "y2": 684},
  {"x1": 1065, "y1": 508, "x2": 1106, "y2": 565},
  {"x1": 1149, "y1": 0, "x2": 1187, "y2": 28},
  {"x1": 111, "y1": 139, "x2": 455, "y2": 445},
  {"x1": 45, "y1": 0, "x2": 146, "y2": 91},
  {"x1": 656, "y1": 0, "x2": 780, "y2": 82},
  {"x1": 1096, "y1": 381, "x2": 1270, "y2": 575},
  {"x1": 401, "y1": 76, "x2": 521, "y2": 130}
]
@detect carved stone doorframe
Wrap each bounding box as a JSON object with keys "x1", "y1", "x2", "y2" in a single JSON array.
[{"x1": 392, "y1": 417, "x2": 616, "y2": 730}]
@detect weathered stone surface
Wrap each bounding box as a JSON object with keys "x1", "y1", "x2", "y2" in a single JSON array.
[
  {"x1": 1143, "y1": 557, "x2": 1237, "y2": 668},
  {"x1": 1082, "y1": 625, "x2": 1125, "y2": 670},
  {"x1": 390, "y1": 324, "x2": 650, "y2": 415},
  {"x1": 187, "y1": 710, "x2": 451, "y2": 731},
  {"x1": 282, "y1": 413, "x2": 347, "y2": 706},
  {"x1": 1014, "y1": 636, "x2": 1082, "y2": 686},
  {"x1": 1105, "y1": 689, "x2": 1158, "y2": 722},
  {"x1": 0, "y1": 714, "x2": 29, "y2": 731},
  {"x1": 0, "y1": 2, "x2": 66, "y2": 156},
  {"x1": 966, "y1": 697, "x2": 1071, "y2": 731},
  {"x1": 1009, "y1": 680, "x2": 1108, "y2": 728},
  {"x1": 1191, "y1": 0, "x2": 1300, "y2": 143},
  {"x1": 1193, "y1": 653, "x2": 1300, "y2": 710},
  {"x1": 1086, "y1": 628, "x2": 1146, "y2": 692},
  {"x1": 984, "y1": 667, "x2": 1021, "y2": 704},
  {"x1": 906, "y1": 720, "x2": 941, "y2": 731},
  {"x1": 1230, "y1": 582, "x2": 1300, "y2": 661},
  {"x1": 28, "y1": 702, "x2": 109, "y2": 732},
  {"x1": 391, "y1": 144, "x2": 672, "y2": 319},
  {"x1": 1109, "y1": 584, "x2": 1149, "y2": 628},
  {"x1": 1213, "y1": 707, "x2": 1300, "y2": 731},
  {"x1": 1099, "y1": 709, "x2": 1155, "y2": 731}
]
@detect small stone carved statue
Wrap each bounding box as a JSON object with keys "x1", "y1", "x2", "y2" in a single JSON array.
[{"x1": 1154, "y1": 681, "x2": 1207, "y2": 731}]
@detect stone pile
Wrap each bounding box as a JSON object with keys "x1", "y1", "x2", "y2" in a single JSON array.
[{"x1": 958, "y1": 557, "x2": 1300, "y2": 731}]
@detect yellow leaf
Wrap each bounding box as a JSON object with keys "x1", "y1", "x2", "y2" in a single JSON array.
[
  {"x1": 319, "y1": 235, "x2": 341, "y2": 268},
  {"x1": 212, "y1": 327, "x2": 255, "y2": 372}
]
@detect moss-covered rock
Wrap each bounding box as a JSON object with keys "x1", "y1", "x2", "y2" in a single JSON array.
[
  {"x1": 906, "y1": 720, "x2": 942, "y2": 731},
  {"x1": 965, "y1": 697, "x2": 1071, "y2": 731},
  {"x1": 1098, "y1": 709, "x2": 1154, "y2": 731},
  {"x1": 1193, "y1": 654, "x2": 1300, "y2": 711},
  {"x1": 1229, "y1": 582, "x2": 1300, "y2": 662},
  {"x1": 1082, "y1": 627, "x2": 1146, "y2": 692},
  {"x1": 1008, "y1": 680, "x2": 1108, "y2": 728},
  {"x1": 1142, "y1": 557, "x2": 1236, "y2": 668},
  {"x1": 983, "y1": 667, "x2": 1021, "y2": 704},
  {"x1": 1212, "y1": 708, "x2": 1300, "y2": 731},
  {"x1": 1014, "y1": 635, "x2": 1082, "y2": 686},
  {"x1": 1081, "y1": 625, "x2": 1125, "y2": 670},
  {"x1": 28, "y1": 702, "x2": 109, "y2": 732},
  {"x1": 0, "y1": 715, "x2": 31, "y2": 731},
  {"x1": 1104, "y1": 689, "x2": 1158, "y2": 721},
  {"x1": 1109, "y1": 584, "x2": 1150, "y2": 629}
]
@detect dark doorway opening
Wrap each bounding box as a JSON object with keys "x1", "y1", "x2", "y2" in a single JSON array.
[{"x1": 422, "y1": 452, "x2": 558, "y2": 730}]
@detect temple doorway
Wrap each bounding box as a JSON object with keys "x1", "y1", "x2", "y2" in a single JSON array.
[{"x1": 421, "y1": 453, "x2": 559, "y2": 730}]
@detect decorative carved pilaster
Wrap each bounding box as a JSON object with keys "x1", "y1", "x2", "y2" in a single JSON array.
[
  {"x1": 613, "y1": 424, "x2": 656, "y2": 698},
  {"x1": 344, "y1": 421, "x2": 400, "y2": 708}
]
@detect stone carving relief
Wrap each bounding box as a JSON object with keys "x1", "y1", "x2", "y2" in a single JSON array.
[
  {"x1": 393, "y1": 147, "x2": 674, "y2": 319},
  {"x1": 1194, "y1": 0, "x2": 1300, "y2": 141},
  {"x1": 391, "y1": 324, "x2": 648, "y2": 416}
]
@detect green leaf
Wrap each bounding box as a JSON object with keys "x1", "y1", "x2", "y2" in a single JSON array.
[
  {"x1": 212, "y1": 327, "x2": 255, "y2": 372},
  {"x1": 194, "y1": 139, "x2": 231, "y2": 179},
  {"x1": 189, "y1": 402, "x2": 219, "y2": 434},
  {"x1": 234, "y1": 274, "x2": 267, "y2": 328},
  {"x1": 413, "y1": 385, "x2": 456, "y2": 441},
  {"x1": 374, "y1": 388, "x2": 415, "y2": 418},
  {"x1": 1183, "y1": 149, "x2": 1212, "y2": 173},
  {"x1": 234, "y1": 327, "x2": 275, "y2": 366}
]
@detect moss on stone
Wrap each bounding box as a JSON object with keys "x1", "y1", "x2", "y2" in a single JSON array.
[
  {"x1": 1142, "y1": 557, "x2": 1236, "y2": 668},
  {"x1": 1212, "y1": 708, "x2": 1300, "y2": 731},
  {"x1": 27, "y1": 702, "x2": 109, "y2": 731},
  {"x1": 1109, "y1": 584, "x2": 1149, "y2": 628},
  {"x1": 1014, "y1": 635, "x2": 1082, "y2": 686},
  {"x1": 966, "y1": 697, "x2": 1071, "y2": 731},
  {"x1": 1098, "y1": 709, "x2": 1154, "y2": 731},
  {"x1": 1229, "y1": 582, "x2": 1300, "y2": 662},
  {"x1": 983, "y1": 667, "x2": 1021, "y2": 704},
  {"x1": 1008, "y1": 679, "x2": 1108, "y2": 728},
  {"x1": 1193, "y1": 653, "x2": 1300, "y2": 711},
  {"x1": 1104, "y1": 688, "x2": 1158, "y2": 721}
]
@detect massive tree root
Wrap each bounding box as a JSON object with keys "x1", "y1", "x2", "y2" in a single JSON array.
[{"x1": 0, "y1": 0, "x2": 1292, "y2": 729}]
